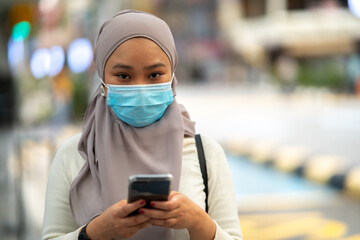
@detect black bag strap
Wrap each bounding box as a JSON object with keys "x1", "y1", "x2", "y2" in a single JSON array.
[{"x1": 194, "y1": 134, "x2": 209, "y2": 213}]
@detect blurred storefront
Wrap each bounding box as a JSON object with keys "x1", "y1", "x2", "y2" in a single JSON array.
[{"x1": 218, "y1": 0, "x2": 360, "y2": 93}]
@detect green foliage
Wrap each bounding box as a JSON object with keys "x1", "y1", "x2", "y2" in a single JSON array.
[
  {"x1": 71, "y1": 73, "x2": 89, "y2": 120},
  {"x1": 297, "y1": 57, "x2": 347, "y2": 91}
]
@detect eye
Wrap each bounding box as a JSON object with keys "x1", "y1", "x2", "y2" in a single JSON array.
[
  {"x1": 148, "y1": 73, "x2": 161, "y2": 79},
  {"x1": 116, "y1": 73, "x2": 130, "y2": 79}
]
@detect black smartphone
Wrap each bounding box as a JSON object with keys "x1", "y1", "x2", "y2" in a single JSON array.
[{"x1": 127, "y1": 174, "x2": 173, "y2": 215}]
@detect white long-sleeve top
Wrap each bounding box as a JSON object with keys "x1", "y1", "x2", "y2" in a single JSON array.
[{"x1": 42, "y1": 134, "x2": 242, "y2": 240}]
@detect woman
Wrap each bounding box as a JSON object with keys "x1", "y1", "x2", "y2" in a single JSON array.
[{"x1": 42, "y1": 10, "x2": 242, "y2": 240}]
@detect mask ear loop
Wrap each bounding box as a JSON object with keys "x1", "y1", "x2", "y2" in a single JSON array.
[
  {"x1": 100, "y1": 79, "x2": 108, "y2": 97},
  {"x1": 101, "y1": 85, "x2": 106, "y2": 97},
  {"x1": 169, "y1": 73, "x2": 175, "y2": 87}
]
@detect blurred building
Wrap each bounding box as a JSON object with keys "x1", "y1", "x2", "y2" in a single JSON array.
[
  {"x1": 218, "y1": 0, "x2": 360, "y2": 91},
  {"x1": 2, "y1": 0, "x2": 360, "y2": 129},
  {"x1": 0, "y1": 0, "x2": 225, "y2": 127}
]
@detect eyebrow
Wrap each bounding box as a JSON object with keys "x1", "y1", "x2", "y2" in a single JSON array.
[
  {"x1": 112, "y1": 64, "x2": 133, "y2": 70},
  {"x1": 111, "y1": 62, "x2": 167, "y2": 70},
  {"x1": 144, "y1": 63, "x2": 167, "y2": 70}
]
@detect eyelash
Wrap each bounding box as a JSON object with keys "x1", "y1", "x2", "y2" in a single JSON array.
[
  {"x1": 116, "y1": 73, "x2": 130, "y2": 79},
  {"x1": 148, "y1": 73, "x2": 162, "y2": 79},
  {"x1": 115, "y1": 73, "x2": 162, "y2": 79}
]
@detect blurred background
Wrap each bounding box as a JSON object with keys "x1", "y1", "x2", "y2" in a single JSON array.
[{"x1": 1, "y1": 0, "x2": 360, "y2": 239}]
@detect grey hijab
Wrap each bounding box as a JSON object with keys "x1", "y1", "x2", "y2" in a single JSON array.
[{"x1": 69, "y1": 9, "x2": 195, "y2": 239}]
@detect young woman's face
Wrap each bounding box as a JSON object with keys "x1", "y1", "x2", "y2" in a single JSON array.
[{"x1": 104, "y1": 37, "x2": 172, "y2": 86}]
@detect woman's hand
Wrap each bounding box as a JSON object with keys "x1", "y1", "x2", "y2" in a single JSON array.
[
  {"x1": 140, "y1": 191, "x2": 216, "y2": 240},
  {"x1": 85, "y1": 199, "x2": 152, "y2": 240}
]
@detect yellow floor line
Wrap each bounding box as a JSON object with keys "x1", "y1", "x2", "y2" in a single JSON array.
[{"x1": 239, "y1": 211, "x2": 351, "y2": 240}]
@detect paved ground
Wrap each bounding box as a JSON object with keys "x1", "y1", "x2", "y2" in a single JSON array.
[
  {"x1": 228, "y1": 154, "x2": 360, "y2": 240},
  {"x1": 178, "y1": 84, "x2": 360, "y2": 193},
  {"x1": 178, "y1": 84, "x2": 360, "y2": 240}
]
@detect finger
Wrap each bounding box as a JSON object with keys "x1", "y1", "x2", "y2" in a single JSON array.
[
  {"x1": 168, "y1": 191, "x2": 177, "y2": 198},
  {"x1": 117, "y1": 199, "x2": 146, "y2": 217},
  {"x1": 141, "y1": 208, "x2": 178, "y2": 219},
  {"x1": 127, "y1": 220, "x2": 152, "y2": 234},
  {"x1": 150, "y1": 196, "x2": 180, "y2": 211},
  {"x1": 150, "y1": 218, "x2": 177, "y2": 228},
  {"x1": 116, "y1": 199, "x2": 128, "y2": 207},
  {"x1": 125, "y1": 214, "x2": 151, "y2": 227},
  {"x1": 116, "y1": 220, "x2": 152, "y2": 239}
]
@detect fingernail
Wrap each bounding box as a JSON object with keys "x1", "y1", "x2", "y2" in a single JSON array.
[
  {"x1": 138, "y1": 209, "x2": 144, "y2": 214},
  {"x1": 150, "y1": 202, "x2": 155, "y2": 207},
  {"x1": 140, "y1": 200, "x2": 145, "y2": 205}
]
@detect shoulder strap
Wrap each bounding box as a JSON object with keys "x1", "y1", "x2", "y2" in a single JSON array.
[{"x1": 194, "y1": 134, "x2": 209, "y2": 213}]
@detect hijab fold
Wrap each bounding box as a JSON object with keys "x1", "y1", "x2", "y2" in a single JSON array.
[{"x1": 69, "y1": 10, "x2": 195, "y2": 240}]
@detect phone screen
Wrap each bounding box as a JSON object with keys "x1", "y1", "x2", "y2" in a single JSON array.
[{"x1": 128, "y1": 174, "x2": 172, "y2": 214}]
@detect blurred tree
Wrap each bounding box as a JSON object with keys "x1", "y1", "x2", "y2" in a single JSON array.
[
  {"x1": 298, "y1": 57, "x2": 347, "y2": 91},
  {"x1": 71, "y1": 73, "x2": 89, "y2": 120}
]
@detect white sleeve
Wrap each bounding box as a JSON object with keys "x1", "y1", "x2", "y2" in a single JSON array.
[
  {"x1": 201, "y1": 135, "x2": 243, "y2": 240},
  {"x1": 42, "y1": 137, "x2": 82, "y2": 240}
]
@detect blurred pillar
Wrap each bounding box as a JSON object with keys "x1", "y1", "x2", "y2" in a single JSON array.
[
  {"x1": 217, "y1": 0, "x2": 241, "y2": 35},
  {"x1": 266, "y1": 0, "x2": 287, "y2": 15}
]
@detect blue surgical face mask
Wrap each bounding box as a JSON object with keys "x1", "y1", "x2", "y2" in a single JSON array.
[{"x1": 101, "y1": 76, "x2": 174, "y2": 127}]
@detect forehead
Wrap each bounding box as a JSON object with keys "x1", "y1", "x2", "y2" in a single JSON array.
[{"x1": 107, "y1": 37, "x2": 171, "y2": 65}]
